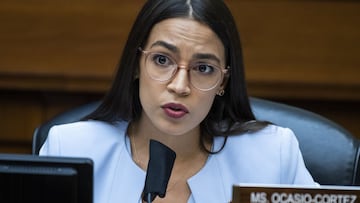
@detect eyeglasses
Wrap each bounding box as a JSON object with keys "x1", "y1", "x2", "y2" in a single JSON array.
[{"x1": 139, "y1": 48, "x2": 229, "y2": 91}]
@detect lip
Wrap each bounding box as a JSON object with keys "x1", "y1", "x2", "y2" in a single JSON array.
[{"x1": 161, "y1": 103, "x2": 189, "y2": 119}]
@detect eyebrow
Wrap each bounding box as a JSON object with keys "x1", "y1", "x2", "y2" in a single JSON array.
[
  {"x1": 150, "y1": 41, "x2": 179, "y2": 53},
  {"x1": 150, "y1": 40, "x2": 221, "y2": 64},
  {"x1": 193, "y1": 53, "x2": 221, "y2": 65}
]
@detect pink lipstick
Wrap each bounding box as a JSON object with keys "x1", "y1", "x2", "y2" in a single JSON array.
[{"x1": 161, "y1": 103, "x2": 189, "y2": 119}]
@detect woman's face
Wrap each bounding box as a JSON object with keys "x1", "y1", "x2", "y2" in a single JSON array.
[{"x1": 138, "y1": 18, "x2": 226, "y2": 136}]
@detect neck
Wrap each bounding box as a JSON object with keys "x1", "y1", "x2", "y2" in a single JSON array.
[
  {"x1": 131, "y1": 120, "x2": 205, "y2": 155},
  {"x1": 128, "y1": 120, "x2": 210, "y2": 169}
]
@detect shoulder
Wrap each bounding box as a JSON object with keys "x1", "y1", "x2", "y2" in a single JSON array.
[
  {"x1": 213, "y1": 124, "x2": 301, "y2": 168},
  {"x1": 49, "y1": 120, "x2": 128, "y2": 139},
  {"x1": 210, "y1": 124, "x2": 315, "y2": 185},
  {"x1": 215, "y1": 124, "x2": 298, "y2": 152},
  {"x1": 40, "y1": 120, "x2": 129, "y2": 156}
]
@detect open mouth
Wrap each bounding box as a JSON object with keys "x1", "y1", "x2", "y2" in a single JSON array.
[
  {"x1": 169, "y1": 106, "x2": 183, "y2": 111},
  {"x1": 161, "y1": 103, "x2": 189, "y2": 118}
]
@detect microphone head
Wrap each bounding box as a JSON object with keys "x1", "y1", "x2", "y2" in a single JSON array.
[{"x1": 142, "y1": 139, "x2": 176, "y2": 202}]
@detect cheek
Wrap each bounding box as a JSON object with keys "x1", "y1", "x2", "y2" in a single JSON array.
[
  {"x1": 138, "y1": 66, "x2": 165, "y2": 114},
  {"x1": 195, "y1": 92, "x2": 217, "y2": 120},
  {"x1": 138, "y1": 70, "x2": 153, "y2": 108}
]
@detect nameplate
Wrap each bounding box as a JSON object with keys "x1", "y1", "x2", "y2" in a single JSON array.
[{"x1": 232, "y1": 183, "x2": 360, "y2": 203}]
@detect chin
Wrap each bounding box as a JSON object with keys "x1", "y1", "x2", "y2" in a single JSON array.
[{"x1": 157, "y1": 123, "x2": 199, "y2": 137}]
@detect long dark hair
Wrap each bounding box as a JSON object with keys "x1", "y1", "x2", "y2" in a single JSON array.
[{"x1": 85, "y1": 0, "x2": 268, "y2": 152}]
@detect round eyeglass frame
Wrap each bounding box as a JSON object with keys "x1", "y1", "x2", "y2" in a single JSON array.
[{"x1": 138, "y1": 47, "x2": 229, "y2": 91}]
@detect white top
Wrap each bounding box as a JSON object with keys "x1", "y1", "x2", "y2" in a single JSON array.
[{"x1": 40, "y1": 120, "x2": 316, "y2": 203}]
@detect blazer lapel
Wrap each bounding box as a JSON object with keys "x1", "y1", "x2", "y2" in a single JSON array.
[{"x1": 187, "y1": 154, "x2": 228, "y2": 203}]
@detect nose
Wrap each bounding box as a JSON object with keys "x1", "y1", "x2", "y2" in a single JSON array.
[{"x1": 167, "y1": 67, "x2": 191, "y2": 96}]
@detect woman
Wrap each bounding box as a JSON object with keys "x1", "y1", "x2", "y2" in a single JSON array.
[{"x1": 40, "y1": 0, "x2": 316, "y2": 202}]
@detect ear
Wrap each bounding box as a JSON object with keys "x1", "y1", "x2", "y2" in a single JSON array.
[
  {"x1": 219, "y1": 68, "x2": 230, "y2": 90},
  {"x1": 216, "y1": 70, "x2": 229, "y2": 96}
]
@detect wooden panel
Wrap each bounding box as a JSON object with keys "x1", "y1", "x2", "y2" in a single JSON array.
[
  {"x1": 0, "y1": 74, "x2": 111, "y2": 93},
  {"x1": 0, "y1": 0, "x2": 359, "y2": 100},
  {"x1": 0, "y1": 91, "x2": 103, "y2": 153},
  {"x1": 226, "y1": 1, "x2": 360, "y2": 100},
  {"x1": 0, "y1": 0, "x2": 140, "y2": 76},
  {"x1": 0, "y1": 92, "x2": 42, "y2": 142},
  {"x1": 0, "y1": 143, "x2": 32, "y2": 154}
]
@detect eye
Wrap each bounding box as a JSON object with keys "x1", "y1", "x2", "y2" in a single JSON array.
[
  {"x1": 193, "y1": 64, "x2": 215, "y2": 74},
  {"x1": 150, "y1": 53, "x2": 174, "y2": 67}
]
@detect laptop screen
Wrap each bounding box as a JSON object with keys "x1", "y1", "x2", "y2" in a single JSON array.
[{"x1": 0, "y1": 153, "x2": 93, "y2": 203}]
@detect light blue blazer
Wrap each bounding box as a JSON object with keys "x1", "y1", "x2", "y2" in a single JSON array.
[{"x1": 40, "y1": 120, "x2": 316, "y2": 203}]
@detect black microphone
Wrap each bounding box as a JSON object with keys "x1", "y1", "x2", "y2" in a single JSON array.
[{"x1": 142, "y1": 139, "x2": 176, "y2": 203}]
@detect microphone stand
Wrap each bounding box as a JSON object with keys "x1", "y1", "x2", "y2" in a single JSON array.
[{"x1": 146, "y1": 193, "x2": 152, "y2": 203}]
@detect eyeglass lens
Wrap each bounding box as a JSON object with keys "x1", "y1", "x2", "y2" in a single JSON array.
[{"x1": 144, "y1": 52, "x2": 223, "y2": 91}]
